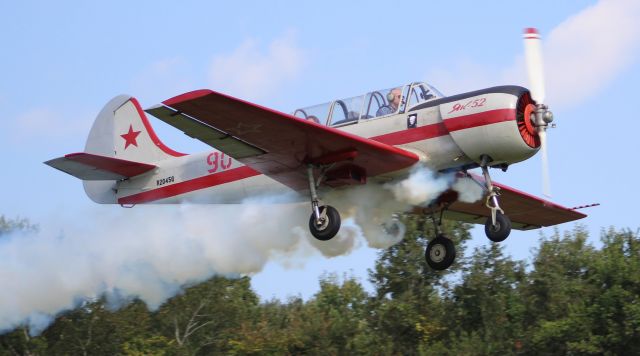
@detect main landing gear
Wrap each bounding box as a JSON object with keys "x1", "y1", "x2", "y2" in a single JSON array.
[
  {"x1": 307, "y1": 165, "x2": 341, "y2": 241},
  {"x1": 479, "y1": 155, "x2": 512, "y2": 243}
]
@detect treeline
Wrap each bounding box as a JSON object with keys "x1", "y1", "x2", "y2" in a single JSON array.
[{"x1": 1, "y1": 217, "x2": 640, "y2": 355}]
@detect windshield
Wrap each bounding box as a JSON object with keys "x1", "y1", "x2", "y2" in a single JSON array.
[
  {"x1": 292, "y1": 102, "x2": 331, "y2": 124},
  {"x1": 406, "y1": 82, "x2": 444, "y2": 109},
  {"x1": 328, "y1": 95, "x2": 364, "y2": 126}
]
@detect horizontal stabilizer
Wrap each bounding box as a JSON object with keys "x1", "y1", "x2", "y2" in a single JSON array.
[{"x1": 45, "y1": 153, "x2": 156, "y2": 180}]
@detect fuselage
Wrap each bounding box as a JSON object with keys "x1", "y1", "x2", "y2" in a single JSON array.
[{"x1": 111, "y1": 83, "x2": 539, "y2": 206}]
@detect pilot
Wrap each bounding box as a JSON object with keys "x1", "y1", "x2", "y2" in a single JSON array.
[
  {"x1": 377, "y1": 88, "x2": 402, "y2": 116},
  {"x1": 307, "y1": 115, "x2": 319, "y2": 123}
]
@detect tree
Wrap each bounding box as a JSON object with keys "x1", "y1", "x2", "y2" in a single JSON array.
[
  {"x1": 0, "y1": 215, "x2": 37, "y2": 237},
  {"x1": 443, "y1": 243, "x2": 526, "y2": 355},
  {"x1": 0, "y1": 216, "x2": 45, "y2": 356},
  {"x1": 572, "y1": 228, "x2": 640, "y2": 354},
  {"x1": 302, "y1": 274, "x2": 371, "y2": 354},
  {"x1": 38, "y1": 297, "x2": 160, "y2": 356},
  {"x1": 521, "y1": 226, "x2": 598, "y2": 354},
  {"x1": 366, "y1": 218, "x2": 473, "y2": 354},
  {"x1": 228, "y1": 274, "x2": 373, "y2": 355},
  {"x1": 153, "y1": 276, "x2": 258, "y2": 355}
]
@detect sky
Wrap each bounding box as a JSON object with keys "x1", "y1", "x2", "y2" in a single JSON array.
[{"x1": 1, "y1": 0, "x2": 640, "y2": 312}]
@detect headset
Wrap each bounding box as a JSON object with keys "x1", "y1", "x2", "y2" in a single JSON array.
[
  {"x1": 387, "y1": 88, "x2": 402, "y2": 103},
  {"x1": 386, "y1": 90, "x2": 396, "y2": 102}
]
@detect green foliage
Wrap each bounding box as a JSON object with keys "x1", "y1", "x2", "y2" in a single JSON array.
[
  {"x1": 122, "y1": 335, "x2": 175, "y2": 356},
  {"x1": 447, "y1": 243, "x2": 526, "y2": 354},
  {"x1": 0, "y1": 215, "x2": 38, "y2": 237},
  {"x1": 2, "y1": 218, "x2": 640, "y2": 355},
  {"x1": 0, "y1": 328, "x2": 47, "y2": 356}
]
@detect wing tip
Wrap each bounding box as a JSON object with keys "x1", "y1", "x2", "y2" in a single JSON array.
[{"x1": 162, "y1": 89, "x2": 213, "y2": 107}]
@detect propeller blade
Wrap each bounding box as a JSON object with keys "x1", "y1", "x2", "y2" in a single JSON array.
[
  {"x1": 523, "y1": 28, "x2": 546, "y2": 104},
  {"x1": 538, "y1": 128, "x2": 552, "y2": 197}
]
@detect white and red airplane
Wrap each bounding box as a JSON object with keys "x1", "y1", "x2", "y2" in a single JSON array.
[{"x1": 46, "y1": 29, "x2": 589, "y2": 270}]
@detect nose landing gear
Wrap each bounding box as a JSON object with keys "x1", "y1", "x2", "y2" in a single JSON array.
[
  {"x1": 425, "y1": 235, "x2": 456, "y2": 271},
  {"x1": 423, "y1": 210, "x2": 456, "y2": 271}
]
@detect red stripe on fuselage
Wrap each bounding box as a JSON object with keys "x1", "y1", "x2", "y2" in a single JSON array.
[
  {"x1": 371, "y1": 122, "x2": 448, "y2": 145},
  {"x1": 118, "y1": 166, "x2": 260, "y2": 205},
  {"x1": 371, "y1": 108, "x2": 515, "y2": 145},
  {"x1": 445, "y1": 108, "x2": 516, "y2": 131}
]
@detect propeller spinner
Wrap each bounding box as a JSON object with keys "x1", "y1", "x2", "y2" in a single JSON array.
[{"x1": 523, "y1": 28, "x2": 554, "y2": 197}]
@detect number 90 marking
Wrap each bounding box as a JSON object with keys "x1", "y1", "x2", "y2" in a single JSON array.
[{"x1": 207, "y1": 152, "x2": 232, "y2": 173}]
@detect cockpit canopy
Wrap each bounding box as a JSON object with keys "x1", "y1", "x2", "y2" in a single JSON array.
[{"x1": 292, "y1": 82, "x2": 444, "y2": 127}]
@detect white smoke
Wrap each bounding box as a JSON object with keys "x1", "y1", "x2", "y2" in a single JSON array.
[
  {"x1": 452, "y1": 176, "x2": 484, "y2": 203},
  {"x1": 0, "y1": 166, "x2": 477, "y2": 335},
  {"x1": 304, "y1": 218, "x2": 362, "y2": 257},
  {"x1": 388, "y1": 168, "x2": 454, "y2": 205},
  {"x1": 326, "y1": 165, "x2": 456, "y2": 248},
  {"x1": 0, "y1": 203, "x2": 310, "y2": 335}
]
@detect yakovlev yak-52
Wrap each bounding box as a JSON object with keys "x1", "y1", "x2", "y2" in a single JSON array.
[{"x1": 46, "y1": 29, "x2": 592, "y2": 270}]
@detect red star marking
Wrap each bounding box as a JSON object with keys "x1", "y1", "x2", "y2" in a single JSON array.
[{"x1": 120, "y1": 124, "x2": 141, "y2": 150}]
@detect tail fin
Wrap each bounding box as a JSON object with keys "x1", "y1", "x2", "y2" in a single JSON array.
[
  {"x1": 80, "y1": 95, "x2": 185, "y2": 204},
  {"x1": 85, "y1": 95, "x2": 185, "y2": 162}
]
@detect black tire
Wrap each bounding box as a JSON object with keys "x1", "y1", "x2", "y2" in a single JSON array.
[
  {"x1": 425, "y1": 235, "x2": 456, "y2": 270},
  {"x1": 485, "y1": 212, "x2": 512, "y2": 242},
  {"x1": 309, "y1": 205, "x2": 341, "y2": 241}
]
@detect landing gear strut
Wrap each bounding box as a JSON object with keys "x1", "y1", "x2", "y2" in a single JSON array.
[
  {"x1": 423, "y1": 210, "x2": 456, "y2": 271},
  {"x1": 307, "y1": 165, "x2": 341, "y2": 241},
  {"x1": 479, "y1": 156, "x2": 512, "y2": 242}
]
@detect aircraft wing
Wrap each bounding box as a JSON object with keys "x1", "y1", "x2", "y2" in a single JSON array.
[
  {"x1": 442, "y1": 177, "x2": 587, "y2": 230},
  {"x1": 146, "y1": 89, "x2": 419, "y2": 190}
]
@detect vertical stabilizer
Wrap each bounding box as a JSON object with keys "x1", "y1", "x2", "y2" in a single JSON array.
[{"x1": 82, "y1": 95, "x2": 184, "y2": 203}]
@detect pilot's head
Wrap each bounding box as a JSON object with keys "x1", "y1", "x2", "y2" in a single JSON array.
[{"x1": 388, "y1": 88, "x2": 402, "y2": 109}]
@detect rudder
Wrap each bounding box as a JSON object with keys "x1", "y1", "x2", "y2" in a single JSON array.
[{"x1": 83, "y1": 95, "x2": 185, "y2": 203}]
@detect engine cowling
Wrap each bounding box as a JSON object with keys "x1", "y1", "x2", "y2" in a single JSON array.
[{"x1": 438, "y1": 86, "x2": 539, "y2": 167}]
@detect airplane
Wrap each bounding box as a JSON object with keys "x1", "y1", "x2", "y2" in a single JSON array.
[{"x1": 45, "y1": 28, "x2": 590, "y2": 271}]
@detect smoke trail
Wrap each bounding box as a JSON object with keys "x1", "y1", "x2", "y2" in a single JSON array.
[
  {"x1": 388, "y1": 168, "x2": 454, "y2": 205},
  {"x1": 0, "y1": 203, "x2": 309, "y2": 335},
  {"x1": 327, "y1": 165, "x2": 456, "y2": 248},
  {"x1": 0, "y1": 165, "x2": 477, "y2": 335},
  {"x1": 452, "y1": 176, "x2": 484, "y2": 203}
]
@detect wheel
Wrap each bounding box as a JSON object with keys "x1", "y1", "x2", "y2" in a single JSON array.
[
  {"x1": 309, "y1": 205, "x2": 341, "y2": 241},
  {"x1": 425, "y1": 235, "x2": 456, "y2": 270},
  {"x1": 485, "y1": 211, "x2": 512, "y2": 242}
]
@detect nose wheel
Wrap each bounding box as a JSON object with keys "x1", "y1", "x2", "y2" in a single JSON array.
[
  {"x1": 422, "y1": 211, "x2": 456, "y2": 271},
  {"x1": 425, "y1": 235, "x2": 456, "y2": 270}
]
